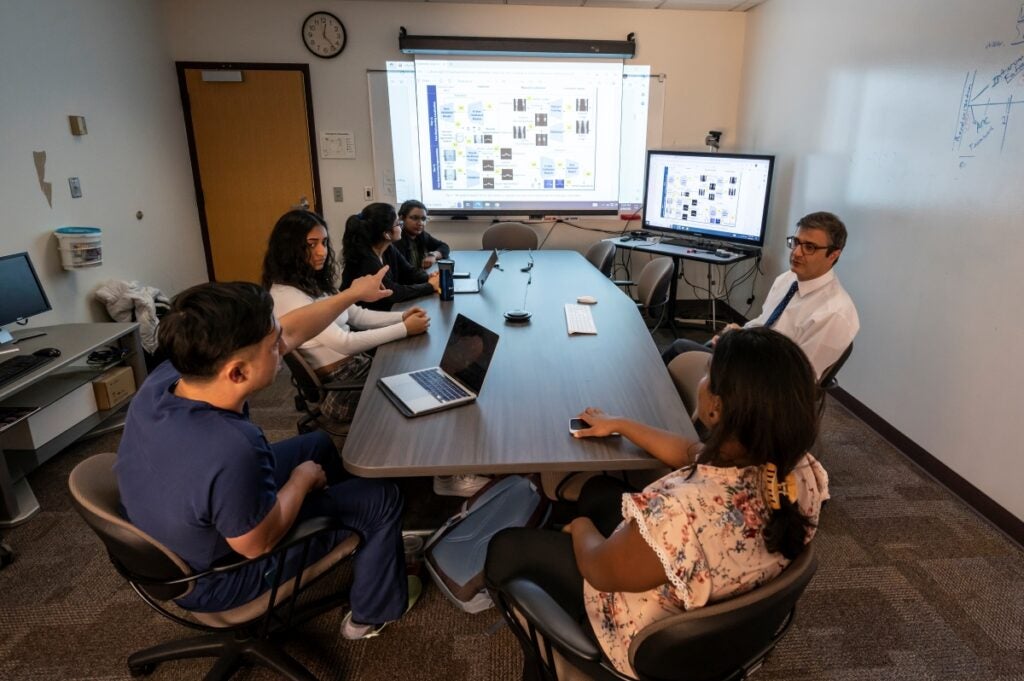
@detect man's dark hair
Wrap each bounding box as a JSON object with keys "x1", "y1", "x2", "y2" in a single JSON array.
[
  {"x1": 261, "y1": 209, "x2": 338, "y2": 297},
  {"x1": 398, "y1": 199, "x2": 427, "y2": 219},
  {"x1": 158, "y1": 282, "x2": 275, "y2": 379},
  {"x1": 342, "y1": 202, "x2": 398, "y2": 266},
  {"x1": 797, "y1": 211, "x2": 847, "y2": 253},
  {"x1": 699, "y1": 327, "x2": 820, "y2": 559}
]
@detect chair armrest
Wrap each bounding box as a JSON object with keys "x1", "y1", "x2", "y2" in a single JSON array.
[
  {"x1": 612, "y1": 279, "x2": 635, "y2": 288},
  {"x1": 504, "y1": 578, "x2": 602, "y2": 662},
  {"x1": 321, "y1": 379, "x2": 364, "y2": 392},
  {"x1": 152, "y1": 516, "x2": 357, "y2": 586}
]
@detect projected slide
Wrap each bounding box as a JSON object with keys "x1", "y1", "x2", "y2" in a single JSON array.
[
  {"x1": 389, "y1": 60, "x2": 635, "y2": 214},
  {"x1": 425, "y1": 85, "x2": 599, "y2": 193}
]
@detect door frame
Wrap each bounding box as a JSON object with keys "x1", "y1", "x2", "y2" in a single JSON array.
[{"x1": 175, "y1": 62, "x2": 323, "y2": 281}]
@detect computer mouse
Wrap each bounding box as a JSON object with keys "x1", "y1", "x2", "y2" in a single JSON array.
[
  {"x1": 33, "y1": 347, "x2": 61, "y2": 358},
  {"x1": 576, "y1": 295, "x2": 597, "y2": 305}
]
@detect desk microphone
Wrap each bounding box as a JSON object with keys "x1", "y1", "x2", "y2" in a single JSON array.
[{"x1": 504, "y1": 251, "x2": 533, "y2": 323}]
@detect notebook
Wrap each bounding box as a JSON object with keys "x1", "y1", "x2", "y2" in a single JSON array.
[
  {"x1": 454, "y1": 249, "x2": 499, "y2": 294},
  {"x1": 378, "y1": 314, "x2": 500, "y2": 417}
]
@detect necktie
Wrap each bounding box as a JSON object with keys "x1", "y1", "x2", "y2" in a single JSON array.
[{"x1": 764, "y1": 281, "x2": 799, "y2": 328}]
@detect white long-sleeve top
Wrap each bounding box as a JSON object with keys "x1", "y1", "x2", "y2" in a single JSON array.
[{"x1": 269, "y1": 284, "x2": 407, "y2": 370}]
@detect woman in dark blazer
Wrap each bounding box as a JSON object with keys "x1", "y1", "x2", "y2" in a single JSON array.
[{"x1": 340, "y1": 203, "x2": 439, "y2": 311}]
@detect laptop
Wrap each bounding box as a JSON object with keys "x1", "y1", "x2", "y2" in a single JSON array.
[
  {"x1": 378, "y1": 314, "x2": 500, "y2": 417},
  {"x1": 454, "y1": 249, "x2": 499, "y2": 294}
]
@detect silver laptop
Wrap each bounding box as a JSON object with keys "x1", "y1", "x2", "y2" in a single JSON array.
[
  {"x1": 378, "y1": 314, "x2": 500, "y2": 417},
  {"x1": 454, "y1": 249, "x2": 499, "y2": 294}
]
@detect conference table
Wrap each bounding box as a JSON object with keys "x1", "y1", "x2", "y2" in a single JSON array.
[{"x1": 342, "y1": 250, "x2": 695, "y2": 477}]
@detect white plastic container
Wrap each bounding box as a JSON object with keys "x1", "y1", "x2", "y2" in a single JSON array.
[{"x1": 55, "y1": 226, "x2": 102, "y2": 270}]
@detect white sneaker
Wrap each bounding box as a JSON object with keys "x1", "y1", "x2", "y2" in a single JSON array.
[{"x1": 433, "y1": 474, "x2": 490, "y2": 498}]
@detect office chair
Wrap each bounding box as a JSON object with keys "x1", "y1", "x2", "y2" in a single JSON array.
[
  {"x1": 282, "y1": 351, "x2": 362, "y2": 436},
  {"x1": 667, "y1": 351, "x2": 712, "y2": 417},
  {"x1": 584, "y1": 241, "x2": 616, "y2": 278},
  {"x1": 482, "y1": 222, "x2": 539, "y2": 251},
  {"x1": 491, "y1": 544, "x2": 817, "y2": 681},
  {"x1": 616, "y1": 257, "x2": 674, "y2": 329},
  {"x1": 819, "y1": 342, "x2": 853, "y2": 392},
  {"x1": 68, "y1": 452, "x2": 360, "y2": 681}
]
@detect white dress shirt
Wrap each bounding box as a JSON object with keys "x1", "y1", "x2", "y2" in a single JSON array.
[
  {"x1": 746, "y1": 268, "x2": 859, "y2": 379},
  {"x1": 270, "y1": 284, "x2": 407, "y2": 370}
]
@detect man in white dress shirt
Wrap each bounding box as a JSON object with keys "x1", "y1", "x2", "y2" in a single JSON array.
[{"x1": 662, "y1": 211, "x2": 859, "y2": 409}]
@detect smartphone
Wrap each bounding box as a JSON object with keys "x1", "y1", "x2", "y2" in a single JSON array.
[
  {"x1": 569, "y1": 418, "x2": 588, "y2": 434},
  {"x1": 452, "y1": 272, "x2": 471, "y2": 279}
]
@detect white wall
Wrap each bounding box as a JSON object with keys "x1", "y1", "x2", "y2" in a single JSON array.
[
  {"x1": 0, "y1": 0, "x2": 207, "y2": 325},
  {"x1": 738, "y1": 0, "x2": 1024, "y2": 521},
  {"x1": 161, "y1": 0, "x2": 747, "y2": 280}
]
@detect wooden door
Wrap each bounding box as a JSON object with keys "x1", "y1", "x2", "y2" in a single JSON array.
[{"x1": 178, "y1": 64, "x2": 321, "y2": 283}]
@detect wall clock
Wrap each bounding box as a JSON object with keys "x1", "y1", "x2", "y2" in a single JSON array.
[{"x1": 302, "y1": 11, "x2": 346, "y2": 59}]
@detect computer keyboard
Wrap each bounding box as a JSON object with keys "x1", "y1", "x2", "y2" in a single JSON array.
[
  {"x1": 564, "y1": 304, "x2": 597, "y2": 335},
  {"x1": 0, "y1": 353, "x2": 54, "y2": 389},
  {"x1": 410, "y1": 369, "x2": 470, "y2": 403}
]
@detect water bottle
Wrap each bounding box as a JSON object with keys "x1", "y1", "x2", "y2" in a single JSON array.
[{"x1": 437, "y1": 258, "x2": 455, "y2": 300}]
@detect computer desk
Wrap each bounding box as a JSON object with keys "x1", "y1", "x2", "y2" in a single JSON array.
[
  {"x1": 342, "y1": 250, "x2": 694, "y2": 478},
  {"x1": 605, "y1": 236, "x2": 760, "y2": 334},
  {"x1": 0, "y1": 323, "x2": 146, "y2": 527}
]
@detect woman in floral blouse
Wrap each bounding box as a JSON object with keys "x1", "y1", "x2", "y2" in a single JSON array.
[{"x1": 486, "y1": 327, "x2": 829, "y2": 677}]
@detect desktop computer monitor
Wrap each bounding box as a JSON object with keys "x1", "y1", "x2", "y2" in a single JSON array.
[
  {"x1": 0, "y1": 252, "x2": 52, "y2": 344},
  {"x1": 641, "y1": 150, "x2": 775, "y2": 249}
]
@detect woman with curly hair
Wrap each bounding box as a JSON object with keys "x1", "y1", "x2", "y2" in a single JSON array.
[
  {"x1": 262, "y1": 209, "x2": 430, "y2": 421},
  {"x1": 340, "y1": 202, "x2": 439, "y2": 311},
  {"x1": 486, "y1": 327, "x2": 829, "y2": 677}
]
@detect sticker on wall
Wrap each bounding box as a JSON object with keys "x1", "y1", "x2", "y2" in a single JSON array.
[{"x1": 33, "y1": 151, "x2": 52, "y2": 207}]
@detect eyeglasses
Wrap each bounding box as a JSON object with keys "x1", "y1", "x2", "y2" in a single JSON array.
[{"x1": 786, "y1": 236, "x2": 832, "y2": 255}]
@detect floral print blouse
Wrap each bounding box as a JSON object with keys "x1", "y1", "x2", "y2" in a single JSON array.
[{"x1": 583, "y1": 454, "x2": 829, "y2": 677}]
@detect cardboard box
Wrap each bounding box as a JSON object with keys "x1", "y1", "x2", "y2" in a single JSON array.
[{"x1": 93, "y1": 365, "x2": 136, "y2": 410}]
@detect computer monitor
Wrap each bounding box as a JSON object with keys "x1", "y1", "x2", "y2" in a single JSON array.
[
  {"x1": 0, "y1": 252, "x2": 52, "y2": 344},
  {"x1": 641, "y1": 150, "x2": 775, "y2": 249}
]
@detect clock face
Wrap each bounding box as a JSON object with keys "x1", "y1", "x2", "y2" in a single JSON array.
[{"x1": 302, "y1": 11, "x2": 346, "y2": 59}]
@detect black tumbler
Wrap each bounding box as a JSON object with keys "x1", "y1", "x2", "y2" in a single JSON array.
[{"x1": 437, "y1": 259, "x2": 455, "y2": 300}]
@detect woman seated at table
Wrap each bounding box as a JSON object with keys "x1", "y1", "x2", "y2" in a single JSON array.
[
  {"x1": 262, "y1": 209, "x2": 430, "y2": 421},
  {"x1": 396, "y1": 199, "x2": 449, "y2": 270},
  {"x1": 485, "y1": 327, "x2": 829, "y2": 678},
  {"x1": 340, "y1": 203, "x2": 439, "y2": 311}
]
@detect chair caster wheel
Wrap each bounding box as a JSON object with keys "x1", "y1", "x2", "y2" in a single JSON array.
[{"x1": 129, "y1": 663, "x2": 156, "y2": 677}]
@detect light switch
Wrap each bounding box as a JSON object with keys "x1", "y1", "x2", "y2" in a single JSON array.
[
  {"x1": 363, "y1": 186, "x2": 373, "y2": 201},
  {"x1": 333, "y1": 187, "x2": 344, "y2": 202},
  {"x1": 68, "y1": 177, "x2": 82, "y2": 198}
]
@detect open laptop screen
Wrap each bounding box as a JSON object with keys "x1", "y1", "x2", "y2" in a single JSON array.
[{"x1": 439, "y1": 314, "x2": 500, "y2": 394}]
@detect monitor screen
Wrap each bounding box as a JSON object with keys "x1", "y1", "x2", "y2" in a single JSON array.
[
  {"x1": 641, "y1": 150, "x2": 775, "y2": 248},
  {"x1": 0, "y1": 252, "x2": 52, "y2": 329},
  {"x1": 386, "y1": 59, "x2": 650, "y2": 216}
]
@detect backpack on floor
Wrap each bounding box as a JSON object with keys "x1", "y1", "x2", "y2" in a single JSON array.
[{"x1": 424, "y1": 475, "x2": 550, "y2": 613}]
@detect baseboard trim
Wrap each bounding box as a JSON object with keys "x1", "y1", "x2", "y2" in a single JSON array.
[{"x1": 830, "y1": 387, "x2": 1024, "y2": 547}]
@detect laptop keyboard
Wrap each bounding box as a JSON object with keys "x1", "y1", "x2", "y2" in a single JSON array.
[
  {"x1": 410, "y1": 369, "x2": 470, "y2": 402},
  {"x1": 564, "y1": 304, "x2": 597, "y2": 335}
]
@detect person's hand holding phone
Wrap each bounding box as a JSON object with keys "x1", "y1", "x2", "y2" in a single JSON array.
[{"x1": 570, "y1": 407, "x2": 620, "y2": 438}]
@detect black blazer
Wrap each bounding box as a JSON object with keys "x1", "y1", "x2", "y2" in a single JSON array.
[
  {"x1": 341, "y1": 245, "x2": 434, "y2": 311},
  {"x1": 395, "y1": 230, "x2": 450, "y2": 267}
]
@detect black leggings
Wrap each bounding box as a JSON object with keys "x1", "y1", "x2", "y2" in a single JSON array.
[{"x1": 484, "y1": 475, "x2": 634, "y2": 627}]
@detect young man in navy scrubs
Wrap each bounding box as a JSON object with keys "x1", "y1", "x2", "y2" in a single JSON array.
[{"x1": 115, "y1": 268, "x2": 416, "y2": 639}]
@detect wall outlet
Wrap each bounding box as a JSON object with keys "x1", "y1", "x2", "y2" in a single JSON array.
[
  {"x1": 333, "y1": 187, "x2": 343, "y2": 202},
  {"x1": 68, "y1": 177, "x2": 82, "y2": 198},
  {"x1": 363, "y1": 186, "x2": 373, "y2": 201}
]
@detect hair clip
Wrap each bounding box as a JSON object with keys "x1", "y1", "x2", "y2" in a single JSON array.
[{"x1": 762, "y1": 463, "x2": 798, "y2": 510}]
